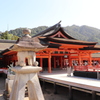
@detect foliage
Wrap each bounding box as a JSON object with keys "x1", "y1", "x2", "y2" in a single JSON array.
[
  {"x1": 1, "y1": 25, "x2": 100, "y2": 44},
  {"x1": 64, "y1": 25, "x2": 100, "y2": 44},
  {"x1": 8, "y1": 26, "x2": 48, "y2": 37},
  {"x1": 1, "y1": 31, "x2": 19, "y2": 40},
  {"x1": 0, "y1": 26, "x2": 48, "y2": 40}
]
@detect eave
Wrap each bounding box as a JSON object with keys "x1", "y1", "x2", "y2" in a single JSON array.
[
  {"x1": 41, "y1": 37, "x2": 97, "y2": 46},
  {"x1": 79, "y1": 45, "x2": 100, "y2": 50}
]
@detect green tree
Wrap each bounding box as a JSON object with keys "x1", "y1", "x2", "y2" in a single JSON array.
[
  {"x1": 1, "y1": 31, "x2": 19, "y2": 40},
  {"x1": 1, "y1": 31, "x2": 9, "y2": 39},
  {"x1": 11, "y1": 35, "x2": 19, "y2": 40}
]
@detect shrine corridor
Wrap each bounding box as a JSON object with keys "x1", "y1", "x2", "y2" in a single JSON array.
[{"x1": 0, "y1": 70, "x2": 100, "y2": 100}]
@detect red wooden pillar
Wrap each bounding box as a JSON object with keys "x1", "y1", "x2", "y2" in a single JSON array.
[
  {"x1": 40, "y1": 58, "x2": 43, "y2": 67},
  {"x1": 78, "y1": 52, "x2": 81, "y2": 66},
  {"x1": 89, "y1": 52, "x2": 94, "y2": 71},
  {"x1": 60, "y1": 56, "x2": 63, "y2": 69},
  {"x1": 40, "y1": 58, "x2": 43, "y2": 71},
  {"x1": 68, "y1": 54, "x2": 72, "y2": 67},
  {"x1": 54, "y1": 57, "x2": 56, "y2": 68},
  {"x1": 62, "y1": 57, "x2": 64, "y2": 67},
  {"x1": 48, "y1": 53, "x2": 51, "y2": 73},
  {"x1": 89, "y1": 53, "x2": 92, "y2": 66}
]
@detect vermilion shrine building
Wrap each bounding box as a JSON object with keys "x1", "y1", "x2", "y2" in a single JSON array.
[{"x1": 1, "y1": 22, "x2": 100, "y2": 73}]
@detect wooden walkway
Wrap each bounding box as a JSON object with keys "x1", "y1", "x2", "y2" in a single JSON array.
[
  {"x1": 0, "y1": 70, "x2": 100, "y2": 100},
  {"x1": 39, "y1": 70, "x2": 100, "y2": 100}
]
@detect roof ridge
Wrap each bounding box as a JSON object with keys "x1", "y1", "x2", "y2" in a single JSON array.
[{"x1": 32, "y1": 21, "x2": 61, "y2": 37}]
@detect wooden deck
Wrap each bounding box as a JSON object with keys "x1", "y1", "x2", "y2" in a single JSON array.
[
  {"x1": 0, "y1": 70, "x2": 100, "y2": 100},
  {"x1": 39, "y1": 70, "x2": 100, "y2": 100}
]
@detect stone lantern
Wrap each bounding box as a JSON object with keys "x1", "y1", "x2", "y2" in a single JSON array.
[
  {"x1": 9, "y1": 29, "x2": 47, "y2": 100},
  {"x1": 10, "y1": 29, "x2": 47, "y2": 67}
]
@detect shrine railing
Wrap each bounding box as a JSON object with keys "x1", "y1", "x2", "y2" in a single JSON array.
[{"x1": 74, "y1": 65, "x2": 100, "y2": 72}]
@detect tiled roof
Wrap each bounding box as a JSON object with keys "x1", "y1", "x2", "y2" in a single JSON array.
[
  {"x1": 0, "y1": 43, "x2": 15, "y2": 50},
  {"x1": 0, "y1": 39, "x2": 16, "y2": 43},
  {"x1": 0, "y1": 40, "x2": 16, "y2": 51},
  {"x1": 40, "y1": 37, "x2": 97, "y2": 46},
  {"x1": 32, "y1": 21, "x2": 61, "y2": 37},
  {"x1": 32, "y1": 21, "x2": 76, "y2": 39}
]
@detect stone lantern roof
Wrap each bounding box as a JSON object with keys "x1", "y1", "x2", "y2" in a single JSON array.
[{"x1": 9, "y1": 29, "x2": 48, "y2": 52}]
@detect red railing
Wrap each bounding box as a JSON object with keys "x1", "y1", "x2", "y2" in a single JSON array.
[{"x1": 74, "y1": 64, "x2": 100, "y2": 72}]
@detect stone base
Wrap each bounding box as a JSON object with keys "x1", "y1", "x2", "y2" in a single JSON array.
[
  {"x1": 3, "y1": 86, "x2": 29, "y2": 100},
  {"x1": 11, "y1": 66, "x2": 42, "y2": 74},
  {"x1": 9, "y1": 66, "x2": 44, "y2": 100}
]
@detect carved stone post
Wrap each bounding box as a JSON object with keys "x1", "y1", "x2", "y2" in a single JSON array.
[
  {"x1": 8, "y1": 29, "x2": 47, "y2": 100},
  {"x1": 9, "y1": 66, "x2": 44, "y2": 100}
]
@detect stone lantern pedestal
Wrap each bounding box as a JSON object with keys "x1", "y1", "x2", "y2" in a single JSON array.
[
  {"x1": 6, "y1": 29, "x2": 47, "y2": 100},
  {"x1": 9, "y1": 66, "x2": 44, "y2": 100}
]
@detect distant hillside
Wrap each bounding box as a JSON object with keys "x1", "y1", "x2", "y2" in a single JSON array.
[
  {"x1": 64, "y1": 25, "x2": 100, "y2": 43},
  {"x1": 8, "y1": 26, "x2": 48, "y2": 37},
  {"x1": 1, "y1": 25, "x2": 100, "y2": 44}
]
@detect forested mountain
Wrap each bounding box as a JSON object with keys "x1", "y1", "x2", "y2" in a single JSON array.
[
  {"x1": 0, "y1": 26, "x2": 48, "y2": 40},
  {"x1": 9, "y1": 26, "x2": 48, "y2": 37},
  {"x1": 64, "y1": 25, "x2": 100, "y2": 43},
  {"x1": 1, "y1": 25, "x2": 100, "y2": 44}
]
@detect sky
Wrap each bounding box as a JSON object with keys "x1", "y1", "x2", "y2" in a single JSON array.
[{"x1": 0, "y1": 0, "x2": 100, "y2": 32}]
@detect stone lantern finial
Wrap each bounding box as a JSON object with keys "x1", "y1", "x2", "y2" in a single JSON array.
[
  {"x1": 22, "y1": 28, "x2": 32, "y2": 38},
  {"x1": 23, "y1": 28, "x2": 31, "y2": 34}
]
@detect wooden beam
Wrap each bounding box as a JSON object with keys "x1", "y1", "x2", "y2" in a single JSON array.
[
  {"x1": 92, "y1": 91, "x2": 96, "y2": 100},
  {"x1": 42, "y1": 80, "x2": 46, "y2": 91},
  {"x1": 69, "y1": 85, "x2": 73, "y2": 100},
  {"x1": 3, "y1": 51, "x2": 17, "y2": 55},
  {"x1": 54, "y1": 83, "x2": 57, "y2": 94},
  {"x1": 50, "y1": 31, "x2": 68, "y2": 39},
  {"x1": 36, "y1": 56, "x2": 49, "y2": 58}
]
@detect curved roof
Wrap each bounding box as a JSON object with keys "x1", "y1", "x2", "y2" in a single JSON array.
[
  {"x1": 33, "y1": 21, "x2": 76, "y2": 39},
  {"x1": 39, "y1": 37, "x2": 97, "y2": 46},
  {"x1": 1, "y1": 22, "x2": 100, "y2": 55}
]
